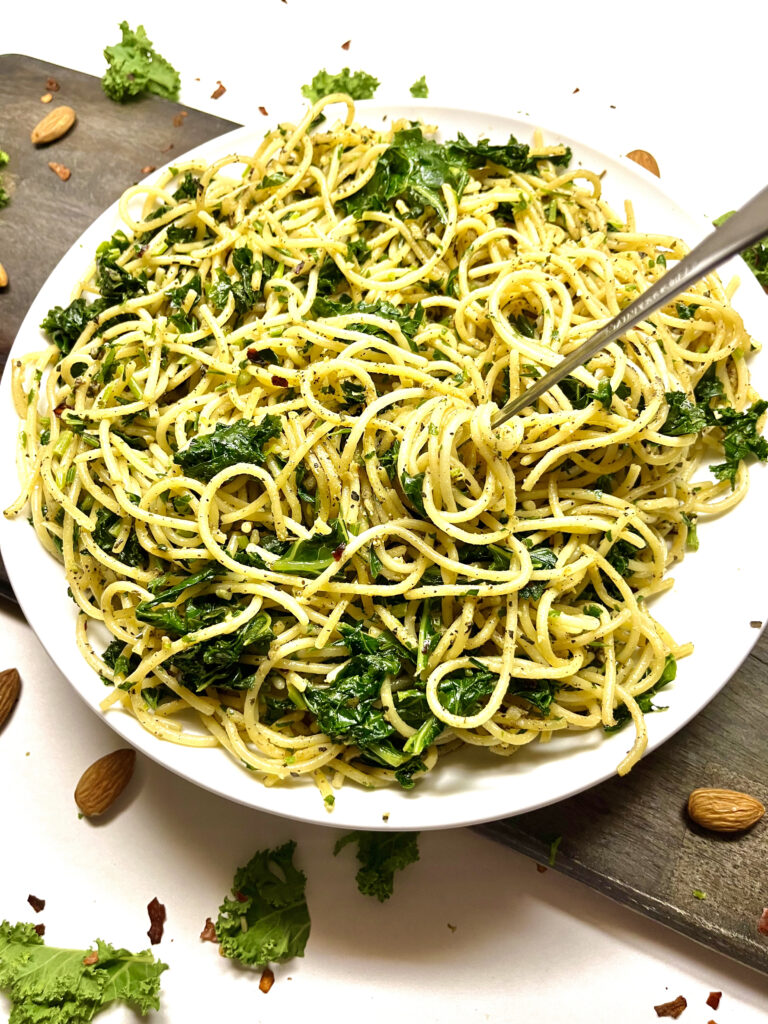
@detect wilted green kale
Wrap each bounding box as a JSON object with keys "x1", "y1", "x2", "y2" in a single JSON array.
[{"x1": 173, "y1": 416, "x2": 282, "y2": 481}]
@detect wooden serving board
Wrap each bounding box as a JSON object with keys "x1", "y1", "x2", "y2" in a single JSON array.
[{"x1": 1, "y1": 55, "x2": 766, "y2": 974}]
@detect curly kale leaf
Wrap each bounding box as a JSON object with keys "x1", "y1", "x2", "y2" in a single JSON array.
[
  {"x1": 312, "y1": 295, "x2": 425, "y2": 342},
  {"x1": 40, "y1": 298, "x2": 109, "y2": 356},
  {"x1": 401, "y1": 660, "x2": 496, "y2": 756},
  {"x1": 215, "y1": 841, "x2": 310, "y2": 967},
  {"x1": 333, "y1": 832, "x2": 419, "y2": 902},
  {"x1": 409, "y1": 76, "x2": 429, "y2": 98},
  {"x1": 169, "y1": 611, "x2": 274, "y2": 692},
  {"x1": 710, "y1": 400, "x2": 768, "y2": 487},
  {"x1": 102, "y1": 21, "x2": 180, "y2": 102},
  {"x1": 344, "y1": 126, "x2": 470, "y2": 223},
  {"x1": 301, "y1": 68, "x2": 380, "y2": 103},
  {"x1": 173, "y1": 415, "x2": 282, "y2": 481},
  {"x1": 92, "y1": 508, "x2": 144, "y2": 567},
  {"x1": 604, "y1": 654, "x2": 677, "y2": 733},
  {"x1": 445, "y1": 132, "x2": 571, "y2": 173},
  {"x1": 0, "y1": 920, "x2": 167, "y2": 1024}
]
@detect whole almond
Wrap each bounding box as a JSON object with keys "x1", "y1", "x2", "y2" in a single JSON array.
[
  {"x1": 75, "y1": 748, "x2": 136, "y2": 816},
  {"x1": 0, "y1": 263, "x2": 8, "y2": 289},
  {"x1": 30, "y1": 105, "x2": 76, "y2": 146},
  {"x1": 626, "y1": 149, "x2": 660, "y2": 177},
  {"x1": 688, "y1": 787, "x2": 765, "y2": 832},
  {"x1": 0, "y1": 668, "x2": 21, "y2": 729}
]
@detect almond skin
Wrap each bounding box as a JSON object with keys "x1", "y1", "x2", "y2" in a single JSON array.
[
  {"x1": 30, "y1": 105, "x2": 76, "y2": 145},
  {"x1": 688, "y1": 787, "x2": 765, "y2": 833},
  {"x1": 75, "y1": 748, "x2": 136, "y2": 816},
  {"x1": 626, "y1": 149, "x2": 660, "y2": 177},
  {"x1": 0, "y1": 668, "x2": 21, "y2": 730}
]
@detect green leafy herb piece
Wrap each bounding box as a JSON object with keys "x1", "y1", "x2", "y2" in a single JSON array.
[
  {"x1": 303, "y1": 623, "x2": 411, "y2": 749},
  {"x1": 675, "y1": 302, "x2": 697, "y2": 320},
  {"x1": 312, "y1": 295, "x2": 425, "y2": 342},
  {"x1": 40, "y1": 298, "x2": 108, "y2": 356},
  {"x1": 0, "y1": 150, "x2": 10, "y2": 210},
  {"x1": 169, "y1": 612, "x2": 274, "y2": 692},
  {"x1": 173, "y1": 415, "x2": 282, "y2": 481},
  {"x1": 713, "y1": 209, "x2": 768, "y2": 289},
  {"x1": 416, "y1": 598, "x2": 442, "y2": 676},
  {"x1": 270, "y1": 518, "x2": 352, "y2": 577},
  {"x1": 301, "y1": 68, "x2": 380, "y2": 103},
  {"x1": 692, "y1": 889, "x2": 707, "y2": 900},
  {"x1": 681, "y1": 512, "x2": 699, "y2": 552},
  {"x1": 709, "y1": 400, "x2": 768, "y2": 488},
  {"x1": 445, "y1": 133, "x2": 571, "y2": 173},
  {"x1": 661, "y1": 392, "x2": 708, "y2": 435},
  {"x1": 344, "y1": 126, "x2": 470, "y2": 223},
  {"x1": 0, "y1": 920, "x2": 167, "y2": 1024},
  {"x1": 559, "y1": 376, "x2": 616, "y2": 410},
  {"x1": 394, "y1": 757, "x2": 426, "y2": 789},
  {"x1": 215, "y1": 841, "x2": 310, "y2": 967},
  {"x1": 604, "y1": 654, "x2": 677, "y2": 733},
  {"x1": 333, "y1": 831, "x2": 419, "y2": 901},
  {"x1": 92, "y1": 508, "x2": 144, "y2": 567},
  {"x1": 102, "y1": 21, "x2": 180, "y2": 102},
  {"x1": 400, "y1": 468, "x2": 426, "y2": 516},
  {"x1": 409, "y1": 75, "x2": 429, "y2": 98},
  {"x1": 402, "y1": 660, "x2": 496, "y2": 756}
]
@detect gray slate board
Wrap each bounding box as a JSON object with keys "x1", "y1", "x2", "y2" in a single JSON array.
[{"x1": 1, "y1": 55, "x2": 767, "y2": 974}]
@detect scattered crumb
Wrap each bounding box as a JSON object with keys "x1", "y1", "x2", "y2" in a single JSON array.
[
  {"x1": 706, "y1": 993, "x2": 721, "y2": 1010},
  {"x1": 40, "y1": 93, "x2": 53, "y2": 103},
  {"x1": 147, "y1": 897, "x2": 166, "y2": 944},
  {"x1": 195, "y1": 77, "x2": 200, "y2": 82},
  {"x1": 654, "y1": 995, "x2": 687, "y2": 1018},
  {"x1": 758, "y1": 907, "x2": 768, "y2": 935},
  {"x1": 160, "y1": 143, "x2": 174, "y2": 153},
  {"x1": 572, "y1": 87, "x2": 580, "y2": 93},
  {"x1": 27, "y1": 894, "x2": 45, "y2": 913},
  {"x1": 48, "y1": 162, "x2": 71, "y2": 181},
  {"x1": 259, "y1": 967, "x2": 275, "y2": 993},
  {"x1": 172, "y1": 111, "x2": 188, "y2": 127},
  {"x1": 447, "y1": 922, "x2": 457, "y2": 932},
  {"x1": 33, "y1": 924, "x2": 45, "y2": 937},
  {"x1": 536, "y1": 864, "x2": 547, "y2": 873},
  {"x1": 46, "y1": 77, "x2": 60, "y2": 92},
  {"x1": 141, "y1": 165, "x2": 156, "y2": 175},
  {"x1": 382, "y1": 812, "x2": 390, "y2": 822},
  {"x1": 211, "y1": 81, "x2": 226, "y2": 100},
  {"x1": 341, "y1": 40, "x2": 351, "y2": 50},
  {"x1": 259, "y1": 106, "x2": 269, "y2": 116},
  {"x1": 610, "y1": 104, "x2": 616, "y2": 109},
  {"x1": 750, "y1": 620, "x2": 762, "y2": 628},
  {"x1": 200, "y1": 918, "x2": 217, "y2": 942}
]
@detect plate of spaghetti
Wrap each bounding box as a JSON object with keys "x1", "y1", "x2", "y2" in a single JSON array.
[{"x1": 1, "y1": 97, "x2": 766, "y2": 829}]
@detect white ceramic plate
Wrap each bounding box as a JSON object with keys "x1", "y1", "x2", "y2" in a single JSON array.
[{"x1": 1, "y1": 104, "x2": 766, "y2": 831}]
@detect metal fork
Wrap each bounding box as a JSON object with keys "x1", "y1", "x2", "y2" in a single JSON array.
[{"x1": 491, "y1": 183, "x2": 768, "y2": 428}]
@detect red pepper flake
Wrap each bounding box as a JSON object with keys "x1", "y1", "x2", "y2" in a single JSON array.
[
  {"x1": 706, "y1": 993, "x2": 722, "y2": 1010},
  {"x1": 200, "y1": 917, "x2": 217, "y2": 942},
  {"x1": 654, "y1": 995, "x2": 687, "y2": 1018},
  {"x1": 141, "y1": 165, "x2": 156, "y2": 175},
  {"x1": 572, "y1": 87, "x2": 580, "y2": 93},
  {"x1": 82, "y1": 951, "x2": 99, "y2": 966},
  {"x1": 332, "y1": 544, "x2": 346, "y2": 561},
  {"x1": 46, "y1": 77, "x2": 60, "y2": 92},
  {"x1": 27, "y1": 894, "x2": 45, "y2": 913},
  {"x1": 758, "y1": 907, "x2": 768, "y2": 935},
  {"x1": 146, "y1": 897, "x2": 166, "y2": 944},
  {"x1": 259, "y1": 967, "x2": 275, "y2": 993},
  {"x1": 271, "y1": 375, "x2": 289, "y2": 387},
  {"x1": 33, "y1": 923, "x2": 45, "y2": 937},
  {"x1": 246, "y1": 348, "x2": 260, "y2": 364},
  {"x1": 341, "y1": 39, "x2": 351, "y2": 50},
  {"x1": 234, "y1": 890, "x2": 248, "y2": 904},
  {"x1": 211, "y1": 81, "x2": 226, "y2": 100},
  {"x1": 172, "y1": 111, "x2": 188, "y2": 127}
]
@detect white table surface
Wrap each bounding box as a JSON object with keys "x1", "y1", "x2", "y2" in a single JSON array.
[{"x1": 2, "y1": 1, "x2": 768, "y2": 1020}]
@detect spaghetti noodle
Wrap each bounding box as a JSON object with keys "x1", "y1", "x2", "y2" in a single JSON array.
[{"x1": 6, "y1": 95, "x2": 764, "y2": 803}]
